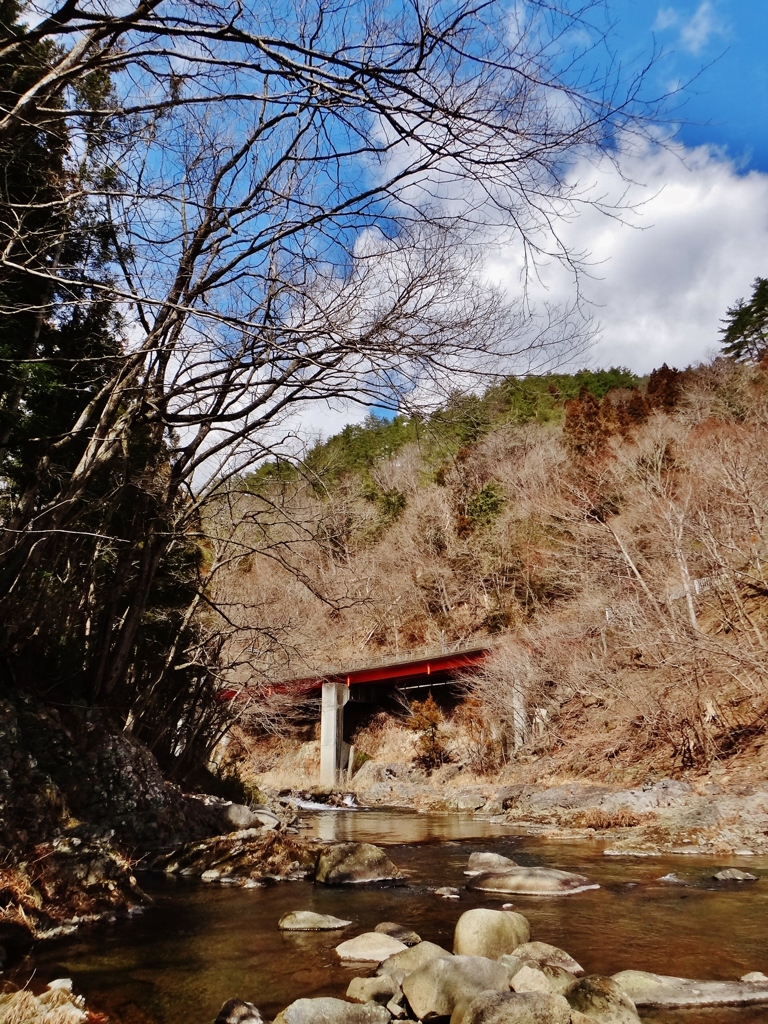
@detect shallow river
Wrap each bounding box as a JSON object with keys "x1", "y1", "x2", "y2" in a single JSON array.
[{"x1": 22, "y1": 810, "x2": 768, "y2": 1024}]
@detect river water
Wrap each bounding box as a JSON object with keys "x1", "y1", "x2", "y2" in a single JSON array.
[{"x1": 21, "y1": 810, "x2": 768, "y2": 1024}]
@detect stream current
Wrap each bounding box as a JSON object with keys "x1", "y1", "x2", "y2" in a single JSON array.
[{"x1": 21, "y1": 810, "x2": 768, "y2": 1024}]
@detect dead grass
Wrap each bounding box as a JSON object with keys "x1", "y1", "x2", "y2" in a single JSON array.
[{"x1": 570, "y1": 807, "x2": 648, "y2": 830}]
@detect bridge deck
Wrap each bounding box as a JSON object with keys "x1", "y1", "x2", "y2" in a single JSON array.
[{"x1": 280, "y1": 639, "x2": 491, "y2": 692}]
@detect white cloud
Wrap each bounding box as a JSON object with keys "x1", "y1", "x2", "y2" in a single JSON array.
[
  {"x1": 653, "y1": 7, "x2": 680, "y2": 32},
  {"x1": 652, "y1": 2, "x2": 726, "y2": 55},
  {"x1": 483, "y1": 139, "x2": 768, "y2": 373},
  {"x1": 679, "y1": 2, "x2": 724, "y2": 53}
]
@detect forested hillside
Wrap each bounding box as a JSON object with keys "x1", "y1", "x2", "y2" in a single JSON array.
[{"x1": 215, "y1": 359, "x2": 768, "y2": 782}]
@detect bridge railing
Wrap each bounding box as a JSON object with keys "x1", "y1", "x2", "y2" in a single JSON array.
[{"x1": 270, "y1": 636, "x2": 494, "y2": 684}]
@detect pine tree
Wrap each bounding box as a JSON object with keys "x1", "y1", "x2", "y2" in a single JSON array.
[{"x1": 720, "y1": 278, "x2": 768, "y2": 362}]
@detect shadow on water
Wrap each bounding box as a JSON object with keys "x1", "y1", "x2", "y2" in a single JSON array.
[{"x1": 17, "y1": 811, "x2": 768, "y2": 1024}]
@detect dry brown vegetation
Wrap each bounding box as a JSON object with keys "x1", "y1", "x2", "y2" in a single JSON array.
[{"x1": 210, "y1": 358, "x2": 768, "y2": 781}]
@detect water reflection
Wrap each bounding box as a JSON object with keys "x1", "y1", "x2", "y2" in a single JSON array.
[{"x1": 306, "y1": 809, "x2": 514, "y2": 844}]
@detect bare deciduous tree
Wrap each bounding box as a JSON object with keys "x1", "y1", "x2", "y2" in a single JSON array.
[{"x1": 0, "y1": 0, "x2": 662, "y2": 769}]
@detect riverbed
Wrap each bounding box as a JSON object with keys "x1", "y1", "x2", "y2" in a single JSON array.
[{"x1": 19, "y1": 810, "x2": 768, "y2": 1024}]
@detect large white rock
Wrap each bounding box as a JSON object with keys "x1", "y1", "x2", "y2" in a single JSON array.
[
  {"x1": 469, "y1": 867, "x2": 598, "y2": 896},
  {"x1": 613, "y1": 970, "x2": 768, "y2": 1008},
  {"x1": 457, "y1": 990, "x2": 572, "y2": 1024},
  {"x1": 402, "y1": 955, "x2": 512, "y2": 1020},
  {"x1": 377, "y1": 941, "x2": 453, "y2": 979},
  {"x1": 274, "y1": 998, "x2": 390, "y2": 1024},
  {"x1": 335, "y1": 932, "x2": 407, "y2": 963},
  {"x1": 453, "y1": 909, "x2": 530, "y2": 959}
]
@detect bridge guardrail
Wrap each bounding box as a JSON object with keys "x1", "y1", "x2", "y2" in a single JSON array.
[{"x1": 269, "y1": 636, "x2": 494, "y2": 684}]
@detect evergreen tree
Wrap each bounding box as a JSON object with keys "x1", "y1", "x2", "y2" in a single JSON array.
[{"x1": 720, "y1": 278, "x2": 768, "y2": 362}]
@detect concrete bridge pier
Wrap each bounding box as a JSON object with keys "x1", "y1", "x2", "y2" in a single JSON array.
[{"x1": 320, "y1": 682, "x2": 350, "y2": 787}]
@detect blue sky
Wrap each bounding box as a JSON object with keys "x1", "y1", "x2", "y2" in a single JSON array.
[
  {"x1": 474, "y1": 0, "x2": 768, "y2": 378},
  {"x1": 607, "y1": 0, "x2": 768, "y2": 172},
  {"x1": 315, "y1": 1, "x2": 768, "y2": 433}
]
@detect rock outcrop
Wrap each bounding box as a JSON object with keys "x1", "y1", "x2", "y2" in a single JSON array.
[{"x1": 154, "y1": 830, "x2": 321, "y2": 885}]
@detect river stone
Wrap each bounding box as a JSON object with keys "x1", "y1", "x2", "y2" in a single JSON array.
[
  {"x1": 274, "y1": 998, "x2": 391, "y2": 1024},
  {"x1": 335, "y1": 932, "x2": 408, "y2": 962},
  {"x1": 498, "y1": 956, "x2": 525, "y2": 979},
  {"x1": 280, "y1": 911, "x2": 352, "y2": 931},
  {"x1": 316, "y1": 843, "x2": 402, "y2": 884},
  {"x1": 375, "y1": 921, "x2": 422, "y2": 946},
  {"x1": 458, "y1": 990, "x2": 572, "y2": 1024},
  {"x1": 220, "y1": 803, "x2": 267, "y2": 831},
  {"x1": 387, "y1": 998, "x2": 407, "y2": 1019},
  {"x1": 742, "y1": 973, "x2": 768, "y2": 983},
  {"x1": 214, "y1": 998, "x2": 264, "y2": 1024},
  {"x1": 509, "y1": 966, "x2": 551, "y2": 995},
  {"x1": 510, "y1": 965, "x2": 576, "y2": 997},
  {"x1": 612, "y1": 970, "x2": 768, "y2": 1008},
  {"x1": 565, "y1": 976, "x2": 640, "y2": 1024},
  {"x1": 402, "y1": 955, "x2": 512, "y2": 1020},
  {"x1": 435, "y1": 886, "x2": 461, "y2": 899},
  {"x1": 512, "y1": 942, "x2": 584, "y2": 975},
  {"x1": 347, "y1": 976, "x2": 400, "y2": 1004},
  {"x1": 453, "y1": 909, "x2": 530, "y2": 958},
  {"x1": 713, "y1": 868, "x2": 757, "y2": 881},
  {"x1": 377, "y1": 941, "x2": 453, "y2": 980},
  {"x1": 465, "y1": 852, "x2": 519, "y2": 876},
  {"x1": 469, "y1": 867, "x2": 598, "y2": 896}
]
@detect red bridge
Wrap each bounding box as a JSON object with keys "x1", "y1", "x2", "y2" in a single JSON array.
[{"x1": 281, "y1": 638, "x2": 492, "y2": 696}]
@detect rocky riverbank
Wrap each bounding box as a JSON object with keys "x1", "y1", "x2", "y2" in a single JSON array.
[
  {"x1": 258, "y1": 759, "x2": 768, "y2": 857},
  {"x1": 0, "y1": 692, "x2": 300, "y2": 966}
]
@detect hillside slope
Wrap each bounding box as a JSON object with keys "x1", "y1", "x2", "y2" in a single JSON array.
[{"x1": 212, "y1": 359, "x2": 768, "y2": 787}]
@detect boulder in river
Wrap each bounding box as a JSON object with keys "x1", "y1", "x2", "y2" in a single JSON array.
[
  {"x1": 435, "y1": 886, "x2": 461, "y2": 899},
  {"x1": 402, "y1": 954, "x2": 512, "y2": 1020},
  {"x1": 612, "y1": 970, "x2": 768, "y2": 1008},
  {"x1": 465, "y1": 852, "x2": 519, "y2": 876},
  {"x1": 713, "y1": 868, "x2": 757, "y2": 881},
  {"x1": 279, "y1": 910, "x2": 352, "y2": 931},
  {"x1": 565, "y1": 975, "x2": 640, "y2": 1024},
  {"x1": 453, "y1": 908, "x2": 530, "y2": 959},
  {"x1": 274, "y1": 997, "x2": 390, "y2": 1024},
  {"x1": 214, "y1": 998, "x2": 264, "y2": 1024},
  {"x1": 375, "y1": 921, "x2": 421, "y2": 945},
  {"x1": 315, "y1": 842, "x2": 402, "y2": 885},
  {"x1": 346, "y1": 976, "x2": 400, "y2": 1005},
  {"x1": 512, "y1": 941, "x2": 584, "y2": 975},
  {"x1": 469, "y1": 866, "x2": 598, "y2": 896},
  {"x1": 377, "y1": 940, "x2": 453, "y2": 980},
  {"x1": 457, "y1": 990, "x2": 572, "y2": 1024},
  {"x1": 335, "y1": 932, "x2": 408, "y2": 962},
  {"x1": 220, "y1": 803, "x2": 279, "y2": 832}
]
